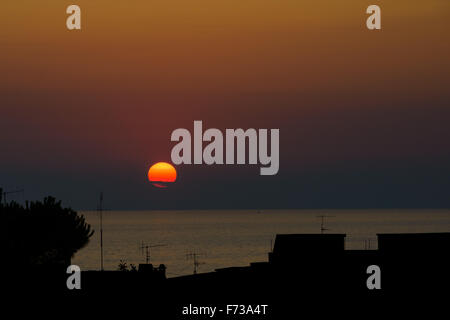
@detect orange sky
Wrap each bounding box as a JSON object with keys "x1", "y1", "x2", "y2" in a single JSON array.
[{"x1": 1, "y1": 1, "x2": 449, "y2": 95}]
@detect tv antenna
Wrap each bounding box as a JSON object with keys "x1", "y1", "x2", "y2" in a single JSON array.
[
  {"x1": 1, "y1": 188, "x2": 24, "y2": 204},
  {"x1": 186, "y1": 252, "x2": 206, "y2": 274},
  {"x1": 139, "y1": 242, "x2": 167, "y2": 264},
  {"x1": 364, "y1": 239, "x2": 372, "y2": 250},
  {"x1": 316, "y1": 215, "x2": 335, "y2": 234},
  {"x1": 98, "y1": 192, "x2": 104, "y2": 271}
]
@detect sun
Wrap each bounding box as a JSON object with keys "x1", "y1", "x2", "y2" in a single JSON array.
[{"x1": 148, "y1": 162, "x2": 177, "y2": 188}]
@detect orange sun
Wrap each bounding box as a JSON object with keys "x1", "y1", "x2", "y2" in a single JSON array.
[{"x1": 148, "y1": 162, "x2": 177, "y2": 188}]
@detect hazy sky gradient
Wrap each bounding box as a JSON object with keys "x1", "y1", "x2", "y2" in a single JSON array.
[{"x1": 1, "y1": 1, "x2": 449, "y2": 209}]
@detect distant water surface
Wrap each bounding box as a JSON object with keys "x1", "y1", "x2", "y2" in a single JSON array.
[{"x1": 72, "y1": 209, "x2": 450, "y2": 277}]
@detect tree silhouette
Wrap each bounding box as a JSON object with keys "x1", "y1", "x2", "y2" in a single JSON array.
[{"x1": 1, "y1": 195, "x2": 94, "y2": 266}]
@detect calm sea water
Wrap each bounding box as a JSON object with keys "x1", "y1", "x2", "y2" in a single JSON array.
[{"x1": 72, "y1": 209, "x2": 450, "y2": 277}]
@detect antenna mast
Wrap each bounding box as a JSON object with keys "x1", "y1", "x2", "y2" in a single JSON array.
[
  {"x1": 98, "y1": 192, "x2": 104, "y2": 271},
  {"x1": 186, "y1": 252, "x2": 206, "y2": 274},
  {"x1": 1, "y1": 188, "x2": 24, "y2": 204},
  {"x1": 139, "y1": 242, "x2": 167, "y2": 264},
  {"x1": 316, "y1": 215, "x2": 335, "y2": 234}
]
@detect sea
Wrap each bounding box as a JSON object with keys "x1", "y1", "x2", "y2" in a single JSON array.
[{"x1": 72, "y1": 209, "x2": 450, "y2": 277}]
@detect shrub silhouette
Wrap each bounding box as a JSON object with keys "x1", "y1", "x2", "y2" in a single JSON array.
[{"x1": 1, "y1": 195, "x2": 93, "y2": 266}]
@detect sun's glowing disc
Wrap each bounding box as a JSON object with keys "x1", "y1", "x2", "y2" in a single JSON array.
[{"x1": 148, "y1": 162, "x2": 177, "y2": 188}]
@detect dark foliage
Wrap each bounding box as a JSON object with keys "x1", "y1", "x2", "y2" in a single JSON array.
[{"x1": 1, "y1": 195, "x2": 94, "y2": 266}]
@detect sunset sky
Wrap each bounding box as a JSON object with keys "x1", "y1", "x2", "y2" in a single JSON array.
[{"x1": 1, "y1": 1, "x2": 449, "y2": 209}]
